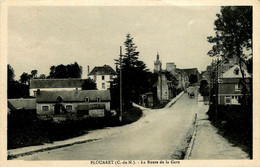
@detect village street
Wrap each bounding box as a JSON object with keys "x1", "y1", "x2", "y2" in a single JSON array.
[{"x1": 17, "y1": 87, "x2": 198, "y2": 160}]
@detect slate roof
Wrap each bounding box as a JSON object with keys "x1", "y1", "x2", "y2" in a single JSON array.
[
  {"x1": 77, "y1": 104, "x2": 106, "y2": 110},
  {"x1": 30, "y1": 79, "x2": 85, "y2": 89},
  {"x1": 8, "y1": 98, "x2": 36, "y2": 110},
  {"x1": 88, "y1": 65, "x2": 117, "y2": 76},
  {"x1": 221, "y1": 65, "x2": 251, "y2": 78},
  {"x1": 36, "y1": 90, "x2": 111, "y2": 103}
]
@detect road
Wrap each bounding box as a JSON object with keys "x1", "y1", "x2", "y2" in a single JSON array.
[{"x1": 19, "y1": 87, "x2": 198, "y2": 160}]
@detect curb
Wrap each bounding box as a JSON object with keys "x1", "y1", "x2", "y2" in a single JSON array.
[
  {"x1": 165, "y1": 91, "x2": 184, "y2": 108},
  {"x1": 184, "y1": 113, "x2": 198, "y2": 159},
  {"x1": 8, "y1": 138, "x2": 100, "y2": 160}
]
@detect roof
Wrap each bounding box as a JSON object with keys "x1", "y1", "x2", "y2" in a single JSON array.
[
  {"x1": 221, "y1": 65, "x2": 251, "y2": 78},
  {"x1": 77, "y1": 104, "x2": 106, "y2": 110},
  {"x1": 30, "y1": 79, "x2": 85, "y2": 89},
  {"x1": 88, "y1": 65, "x2": 117, "y2": 76},
  {"x1": 8, "y1": 98, "x2": 36, "y2": 110},
  {"x1": 36, "y1": 90, "x2": 111, "y2": 103},
  {"x1": 178, "y1": 68, "x2": 199, "y2": 77}
]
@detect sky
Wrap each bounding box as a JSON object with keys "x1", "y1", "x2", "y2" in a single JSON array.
[{"x1": 8, "y1": 6, "x2": 221, "y2": 80}]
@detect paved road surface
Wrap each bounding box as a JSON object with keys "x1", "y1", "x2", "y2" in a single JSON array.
[{"x1": 19, "y1": 87, "x2": 198, "y2": 160}]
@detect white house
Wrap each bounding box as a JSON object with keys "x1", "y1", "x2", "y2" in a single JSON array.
[
  {"x1": 88, "y1": 65, "x2": 117, "y2": 90},
  {"x1": 29, "y1": 79, "x2": 85, "y2": 97}
]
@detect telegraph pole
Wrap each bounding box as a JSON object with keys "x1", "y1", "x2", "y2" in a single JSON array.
[{"x1": 119, "y1": 46, "x2": 123, "y2": 122}]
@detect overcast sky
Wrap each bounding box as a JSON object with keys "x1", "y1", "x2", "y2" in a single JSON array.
[{"x1": 8, "y1": 6, "x2": 220, "y2": 79}]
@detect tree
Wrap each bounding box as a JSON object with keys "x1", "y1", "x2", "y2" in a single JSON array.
[
  {"x1": 111, "y1": 33, "x2": 150, "y2": 109},
  {"x1": 48, "y1": 62, "x2": 82, "y2": 78},
  {"x1": 81, "y1": 78, "x2": 96, "y2": 90},
  {"x1": 8, "y1": 64, "x2": 15, "y2": 82},
  {"x1": 31, "y1": 70, "x2": 38, "y2": 79},
  {"x1": 189, "y1": 74, "x2": 198, "y2": 84},
  {"x1": 20, "y1": 72, "x2": 31, "y2": 85},
  {"x1": 165, "y1": 71, "x2": 179, "y2": 87},
  {"x1": 207, "y1": 6, "x2": 252, "y2": 105},
  {"x1": 38, "y1": 74, "x2": 46, "y2": 79},
  {"x1": 199, "y1": 80, "x2": 209, "y2": 96}
]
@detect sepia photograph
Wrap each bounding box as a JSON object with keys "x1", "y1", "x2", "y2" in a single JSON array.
[{"x1": 1, "y1": 0, "x2": 259, "y2": 166}]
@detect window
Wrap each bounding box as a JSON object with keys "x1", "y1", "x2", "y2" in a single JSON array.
[
  {"x1": 85, "y1": 97, "x2": 89, "y2": 103},
  {"x1": 94, "y1": 75, "x2": 97, "y2": 81},
  {"x1": 234, "y1": 68, "x2": 239, "y2": 75},
  {"x1": 42, "y1": 106, "x2": 49, "y2": 111},
  {"x1": 66, "y1": 105, "x2": 72, "y2": 111},
  {"x1": 102, "y1": 76, "x2": 105, "y2": 80},
  {"x1": 33, "y1": 91, "x2": 37, "y2": 97},
  {"x1": 57, "y1": 96, "x2": 63, "y2": 103},
  {"x1": 102, "y1": 83, "x2": 105, "y2": 89},
  {"x1": 225, "y1": 96, "x2": 231, "y2": 105},
  {"x1": 97, "y1": 97, "x2": 101, "y2": 102},
  {"x1": 235, "y1": 84, "x2": 240, "y2": 91}
]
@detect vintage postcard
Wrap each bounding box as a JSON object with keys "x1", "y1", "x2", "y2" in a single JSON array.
[{"x1": 0, "y1": 0, "x2": 259, "y2": 166}]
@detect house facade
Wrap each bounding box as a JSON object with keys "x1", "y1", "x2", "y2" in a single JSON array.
[
  {"x1": 88, "y1": 65, "x2": 117, "y2": 90},
  {"x1": 218, "y1": 65, "x2": 251, "y2": 105},
  {"x1": 30, "y1": 79, "x2": 85, "y2": 97},
  {"x1": 36, "y1": 90, "x2": 111, "y2": 121},
  {"x1": 156, "y1": 73, "x2": 169, "y2": 101}
]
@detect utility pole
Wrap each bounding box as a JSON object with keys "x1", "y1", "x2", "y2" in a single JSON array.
[
  {"x1": 119, "y1": 46, "x2": 123, "y2": 122},
  {"x1": 215, "y1": 56, "x2": 219, "y2": 120}
]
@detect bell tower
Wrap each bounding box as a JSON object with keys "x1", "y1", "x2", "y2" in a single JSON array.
[{"x1": 154, "y1": 52, "x2": 162, "y2": 73}]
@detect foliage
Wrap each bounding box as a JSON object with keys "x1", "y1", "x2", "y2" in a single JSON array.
[
  {"x1": 31, "y1": 70, "x2": 38, "y2": 79},
  {"x1": 38, "y1": 74, "x2": 46, "y2": 79},
  {"x1": 8, "y1": 64, "x2": 15, "y2": 82},
  {"x1": 199, "y1": 80, "x2": 209, "y2": 96},
  {"x1": 81, "y1": 78, "x2": 97, "y2": 90},
  {"x1": 189, "y1": 74, "x2": 198, "y2": 84},
  {"x1": 8, "y1": 81, "x2": 29, "y2": 98},
  {"x1": 165, "y1": 71, "x2": 179, "y2": 87},
  {"x1": 19, "y1": 72, "x2": 31, "y2": 85},
  {"x1": 111, "y1": 33, "x2": 151, "y2": 109},
  {"x1": 48, "y1": 62, "x2": 82, "y2": 79},
  {"x1": 207, "y1": 6, "x2": 252, "y2": 106}
]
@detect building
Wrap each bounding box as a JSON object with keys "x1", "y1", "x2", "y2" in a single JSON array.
[
  {"x1": 36, "y1": 90, "x2": 111, "y2": 121},
  {"x1": 154, "y1": 73, "x2": 169, "y2": 101},
  {"x1": 175, "y1": 69, "x2": 189, "y2": 90},
  {"x1": 30, "y1": 79, "x2": 85, "y2": 97},
  {"x1": 8, "y1": 98, "x2": 36, "y2": 115},
  {"x1": 154, "y1": 53, "x2": 162, "y2": 73},
  {"x1": 139, "y1": 92, "x2": 154, "y2": 108},
  {"x1": 218, "y1": 65, "x2": 251, "y2": 105},
  {"x1": 166, "y1": 62, "x2": 176, "y2": 75},
  {"x1": 178, "y1": 68, "x2": 200, "y2": 84},
  {"x1": 88, "y1": 65, "x2": 117, "y2": 90}
]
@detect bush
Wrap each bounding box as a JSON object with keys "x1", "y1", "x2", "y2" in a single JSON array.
[{"x1": 122, "y1": 106, "x2": 143, "y2": 124}]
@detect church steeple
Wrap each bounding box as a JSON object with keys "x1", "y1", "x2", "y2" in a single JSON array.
[{"x1": 154, "y1": 52, "x2": 162, "y2": 73}]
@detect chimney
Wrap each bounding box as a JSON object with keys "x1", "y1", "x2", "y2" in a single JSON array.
[
  {"x1": 88, "y1": 65, "x2": 90, "y2": 75},
  {"x1": 36, "y1": 89, "x2": 40, "y2": 96}
]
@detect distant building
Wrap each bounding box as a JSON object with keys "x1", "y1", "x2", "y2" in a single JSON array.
[
  {"x1": 154, "y1": 73, "x2": 169, "y2": 101},
  {"x1": 154, "y1": 53, "x2": 162, "y2": 73},
  {"x1": 166, "y1": 62, "x2": 176, "y2": 75},
  {"x1": 30, "y1": 79, "x2": 85, "y2": 97},
  {"x1": 88, "y1": 65, "x2": 117, "y2": 90},
  {"x1": 218, "y1": 65, "x2": 251, "y2": 105},
  {"x1": 36, "y1": 90, "x2": 111, "y2": 121},
  {"x1": 175, "y1": 69, "x2": 189, "y2": 90},
  {"x1": 178, "y1": 68, "x2": 200, "y2": 84}
]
